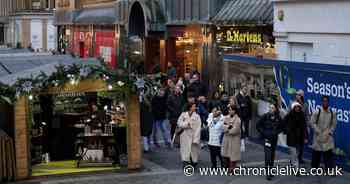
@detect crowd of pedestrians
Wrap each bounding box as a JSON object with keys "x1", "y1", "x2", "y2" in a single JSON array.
[{"x1": 139, "y1": 65, "x2": 338, "y2": 181}]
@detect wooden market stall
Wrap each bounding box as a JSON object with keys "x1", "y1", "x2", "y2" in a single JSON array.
[
  {"x1": 13, "y1": 78, "x2": 142, "y2": 179},
  {"x1": 0, "y1": 55, "x2": 142, "y2": 180}
]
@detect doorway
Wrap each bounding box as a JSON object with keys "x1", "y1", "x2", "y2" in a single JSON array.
[{"x1": 79, "y1": 42, "x2": 85, "y2": 58}]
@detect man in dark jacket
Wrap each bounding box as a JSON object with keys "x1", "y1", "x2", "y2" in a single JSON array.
[
  {"x1": 284, "y1": 102, "x2": 306, "y2": 169},
  {"x1": 167, "y1": 86, "x2": 184, "y2": 140},
  {"x1": 151, "y1": 88, "x2": 171, "y2": 147},
  {"x1": 188, "y1": 74, "x2": 207, "y2": 99},
  {"x1": 236, "y1": 85, "x2": 252, "y2": 138},
  {"x1": 236, "y1": 85, "x2": 252, "y2": 152}
]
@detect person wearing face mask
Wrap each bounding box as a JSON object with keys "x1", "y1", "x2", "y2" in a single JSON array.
[
  {"x1": 257, "y1": 103, "x2": 284, "y2": 180},
  {"x1": 177, "y1": 103, "x2": 202, "y2": 169},
  {"x1": 221, "y1": 105, "x2": 241, "y2": 171},
  {"x1": 284, "y1": 102, "x2": 306, "y2": 172},
  {"x1": 207, "y1": 107, "x2": 225, "y2": 168}
]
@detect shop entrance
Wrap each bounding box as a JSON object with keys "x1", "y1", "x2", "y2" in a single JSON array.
[
  {"x1": 167, "y1": 25, "x2": 204, "y2": 77},
  {"x1": 79, "y1": 42, "x2": 85, "y2": 58},
  {"x1": 29, "y1": 85, "x2": 128, "y2": 176}
]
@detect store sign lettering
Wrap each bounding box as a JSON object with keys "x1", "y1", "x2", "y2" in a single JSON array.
[{"x1": 222, "y1": 30, "x2": 262, "y2": 44}]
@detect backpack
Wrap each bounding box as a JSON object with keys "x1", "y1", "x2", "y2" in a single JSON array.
[{"x1": 315, "y1": 108, "x2": 333, "y2": 125}]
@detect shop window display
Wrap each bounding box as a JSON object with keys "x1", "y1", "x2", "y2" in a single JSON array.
[{"x1": 30, "y1": 91, "x2": 128, "y2": 176}]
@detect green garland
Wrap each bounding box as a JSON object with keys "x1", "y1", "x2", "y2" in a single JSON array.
[{"x1": 0, "y1": 60, "x2": 136, "y2": 105}]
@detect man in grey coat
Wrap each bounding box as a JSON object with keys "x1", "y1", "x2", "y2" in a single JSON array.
[{"x1": 310, "y1": 96, "x2": 337, "y2": 170}]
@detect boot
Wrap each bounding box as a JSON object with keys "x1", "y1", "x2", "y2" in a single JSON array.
[{"x1": 183, "y1": 161, "x2": 191, "y2": 169}]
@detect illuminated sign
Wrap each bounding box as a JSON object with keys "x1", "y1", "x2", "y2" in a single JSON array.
[{"x1": 217, "y1": 30, "x2": 263, "y2": 44}]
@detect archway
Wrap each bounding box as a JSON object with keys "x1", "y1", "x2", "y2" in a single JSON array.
[{"x1": 128, "y1": 2, "x2": 146, "y2": 37}]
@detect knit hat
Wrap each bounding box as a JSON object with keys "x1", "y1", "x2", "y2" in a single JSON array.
[
  {"x1": 296, "y1": 89, "x2": 304, "y2": 97},
  {"x1": 291, "y1": 102, "x2": 302, "y2": 109}
]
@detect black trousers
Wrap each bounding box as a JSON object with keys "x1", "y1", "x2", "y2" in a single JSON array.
[
  {"x1": 311, "y1": 149, "x2": 335, "y2": 169},
  {"x1": 298, "y1": 144, "x2": 305, "y2": 163},
  {"x1": 169, "y1": 119, "x2": 177, "y2": 140},
  {"x1": 264, "y1": 137, "x2": 278, "y2": 168},
  {"x1": 209, "y1": 145, "x2": 224, "y2": 168}
]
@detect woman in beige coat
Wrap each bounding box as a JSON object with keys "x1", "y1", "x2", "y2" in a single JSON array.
[
  {"x1": 177, "y1": 103, "x2": 201, "y2": 168},
  {"x1": 221, "y1": 105, "x2": 241, "y2": 170}
]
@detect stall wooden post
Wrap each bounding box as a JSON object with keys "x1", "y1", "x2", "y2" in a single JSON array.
[
  {"x1": 127, "y1": 94, "x2": 142, "y2": 170},
  {"x1": 14, "y1": 96, "x2": 30, "y2": 179}
]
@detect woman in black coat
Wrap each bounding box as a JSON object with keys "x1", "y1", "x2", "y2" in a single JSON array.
[
  {"x1": 283, "y1": 102, "x2": 306, "y2": 169},
  {"x1": 256, "y1": 103, "x2": 284, "y2": 180}
]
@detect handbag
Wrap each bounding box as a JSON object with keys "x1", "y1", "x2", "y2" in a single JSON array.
[{"x1": 172, "y1": 126, "x2": 183, "y2": 147}]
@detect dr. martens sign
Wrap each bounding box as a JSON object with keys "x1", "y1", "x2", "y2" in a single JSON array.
[{"x1": 216, "y1": 29, "x2": 263, "y2": 44}]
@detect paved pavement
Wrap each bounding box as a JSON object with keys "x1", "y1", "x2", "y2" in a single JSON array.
[{"x1": 11, "y1": 141, "x2": 350, "y2": 184}]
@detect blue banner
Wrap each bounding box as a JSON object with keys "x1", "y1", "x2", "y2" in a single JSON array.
[
  {"x1": 274, "y1": 64, "x2": 350, "y2": 170},
  {"x1": 223, "y1": 55, "x2": 350, "y2": 170}
]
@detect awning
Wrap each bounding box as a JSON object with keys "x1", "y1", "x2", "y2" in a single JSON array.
[
  {"x1": 74, "y1": 7, "x2": 117, "y2": 25},
  {"x1": 213, "y1": 0, "x2": 273, "y2": 25},
  {"x1": 0, "y1": 54, "x2": 99, "y2": 85}
]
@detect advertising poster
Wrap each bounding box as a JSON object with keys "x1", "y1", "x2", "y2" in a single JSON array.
[
  {"x1": 47, "y1": 20, "x2": 56, "y2": 51},
  {"x1": 224, "y1": 55, "x2": 350, "y2": 170},
  {"x1": 30, "y1": 20, "x2": 43, "y2": 50}
]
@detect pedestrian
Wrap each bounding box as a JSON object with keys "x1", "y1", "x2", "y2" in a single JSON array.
[
  {"x1": 151, "y1": 88, "x2": 171, "y2": 148},
  {"x1": 140, "y1": 92, "x2": 154, "y2": 152},
  {"x1": 182, "y1": 93, "x2": 196, "y2": 112},
  {"x1": 220, "y1": 92, "x2": 230, "y2": 116},
  {"x1": 256, "y1": 103, "x2": 284, "y2": 180},
  {"x1": 283, "y1": 102, "x2": 306, "y2": 171},
  {"x1": 310, "y1": 96, "x2": 337, "y2": 171},
  {"x1": 295, "y1": 89, "x2": 310, "y2": 164},
  {"x1": 207, "y1": 107, "x2": 225, "y2": 168},
  {"x1": 177, "y1": 103, "x2": 202, "y2": 169},
  {"x1": 167, "y1": 86, "x2": 184, "y2": 141},
  {"x1": 198, "y1": 96, "x2": 209, "y2": 126},
  {"x1": 165, "y1": 79, "x2": 176, "y2": 98},
  {"x1": 198, "y1": 96, "x2": 209, "y2": 148},
  {"x1": 188, "y1": 74, "x2": 207, "y2": 99},
  {"x1": 167, "y1": 62, "x2": 177, "y2": 80},
  {"x1": 221, "y1": 105, "x2": 241, "y2": 171},
  {"x1": 236, "y1": 85, "x2": 252, "y2": 152},
  {"x1": 208, "y1": 91, "x2": 222, "y2": 113}
]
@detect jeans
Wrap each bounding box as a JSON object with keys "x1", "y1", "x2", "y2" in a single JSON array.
[
  {"x1": 152, "y1": 119, "x2": 170, "y2": 145},
  {"x1": 241, "y1": 119, "x2": 250, "y2": 138},
  {"x1": 143, "y1": 136, "x2": 151, "y2": 151},
  {"x1": 289, "y1": 147, "x2": 299, "y2": 168}
]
